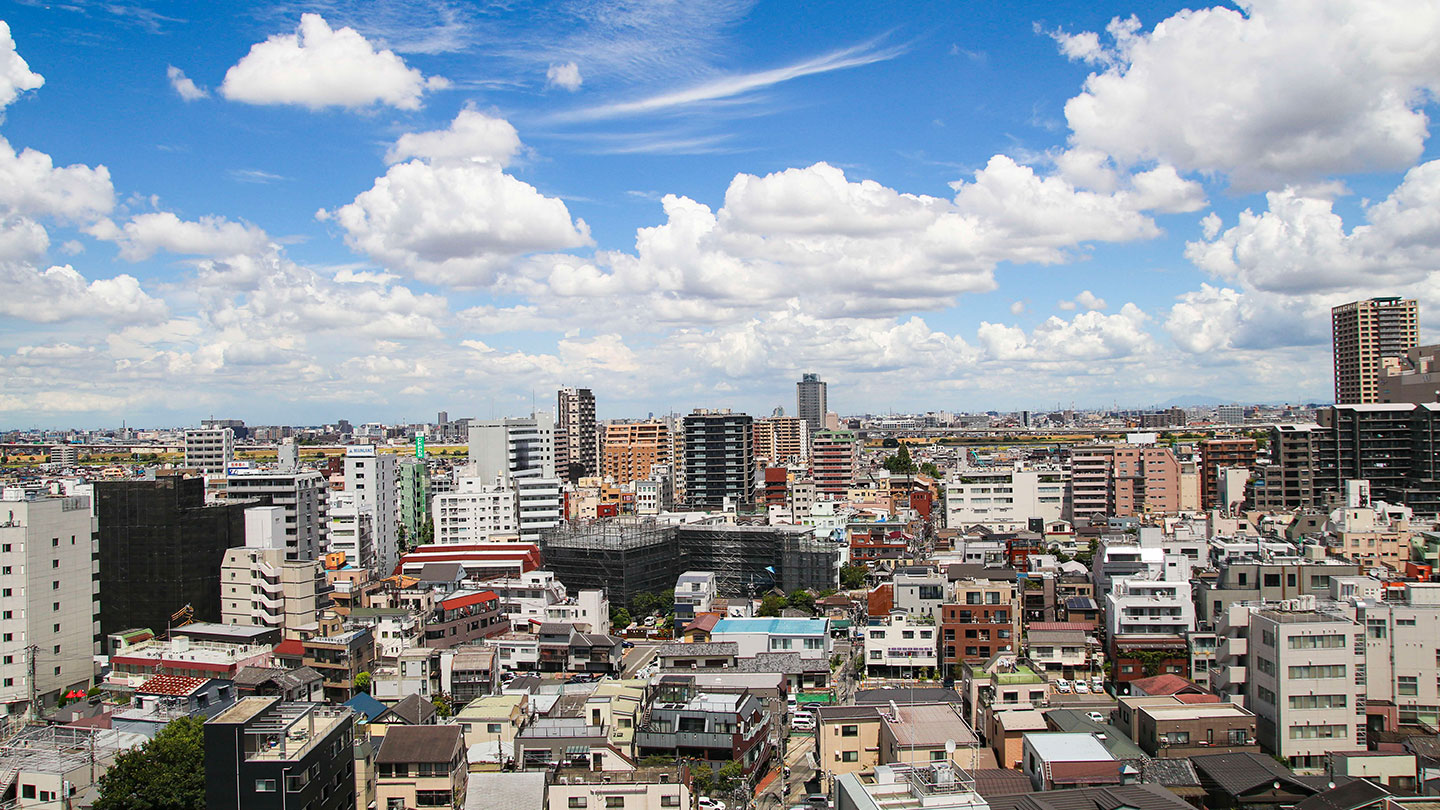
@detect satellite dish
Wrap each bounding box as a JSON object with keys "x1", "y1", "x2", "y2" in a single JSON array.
[{"x1": 946, "y1": 739, "x2": 956, "y2": 754}]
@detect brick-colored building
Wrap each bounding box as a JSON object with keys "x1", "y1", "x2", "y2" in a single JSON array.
[
  {"x1": 601, "y1": 422, "x2": 670, "y2": 485},
  {"x1": 1200, "y1": 438, "x2": 1257, "y2": 510},
  {"x1": 941, "y1": 578, "x2": 1019, "y2": 674}
]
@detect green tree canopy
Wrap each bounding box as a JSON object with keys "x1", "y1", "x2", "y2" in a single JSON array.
[
  {"x1": 95, "y1": 715, "x2": 206, "y2": 810},
  {"x1": 758, "y1": 594, "x2": 786, "y2": 617},
  {"x1": 787, "y1": 589, "x2": 816, "y2": 613},
  {"x1": 883, "y1": 443, "x2": 918, "y2": 474},
  {"x1": 840, "y1": 564, "x2": 867, "y2": 590},
  {"x1": 611, "y1": 607, "x2": 633, "y2": 629},
  {"x1": 920, "y1": 462, "x2": 941, "y2": 479},
  {"x1": 353, "y1": 671, "x2": 372, "y2": 694}
]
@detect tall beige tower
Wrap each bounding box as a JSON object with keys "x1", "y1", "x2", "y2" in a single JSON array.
[{"x1": 1332, "y1": 297, "x2": 1418, "y2": 404}]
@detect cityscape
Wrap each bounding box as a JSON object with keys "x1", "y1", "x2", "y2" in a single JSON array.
[{"x1": 5, "y1": 3, "x2": 1440, "y2": 810}]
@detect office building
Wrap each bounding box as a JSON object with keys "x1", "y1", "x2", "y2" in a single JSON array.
[
  {"x1": 515, "y1": 477, "x2": 564, "y2": 543},
  {"x1": 0, "y1": 495, "x2": 98, "y2": 716},
  {"x1": 556, "y1": 388, "x2": 597, "y2": 482},
  {"x1": 468, "y1": 413, "x2": 557, "y2": 482},
  {"x1": 204, "y1": 698, "x2": 357, "y2": 810},
  {"x1": 1252, "y1": 425, "x2": 1321, "y2": 510},
  {"x1": 682, "y1": 409, "x2": 754, "y2": 509},
  {"x1": 326, "y1": 491, "x2": 375, "y2": 571},
  {"x1": 184, "y1": 427, "x2": 234, "y2": 474},
  {"x1": 396, "y1": 457, "x2": 429, "y2": 548},
  {"x1": 601, "y1": 421, "x2": 670, "y2": 485},
  {"x1": 797, "y1": 372, "x2": 827, "y2": 435},
  {"x1": 225, "y1": 468, "x2": 329, "y2": 561},
  {"x1": 432, "y1": 468, "x2": 517, "y2": 544},
  {"x1": 221, "y1": 507, "x2": 325, "y2": 633},
  {"x1": 943, "y1": 465, "x2": 1069, "y2": 532},
  {"x1": 344, "y1": 446, "x2": 398, "y2": 574},
  {"x1": 1333, "y1": 297, "x2": 1419, "y2": 404},
  {"x1": 94, "y1": 476, "x2": 249, "y2": 637}
]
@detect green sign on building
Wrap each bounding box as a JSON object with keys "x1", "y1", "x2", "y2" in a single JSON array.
[{"x1": 415, "y1": 435, "x2": 426, "y2": 459}]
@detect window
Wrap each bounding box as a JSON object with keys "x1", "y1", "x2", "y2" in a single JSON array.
[
  {"x1": 930, "y1": 750, "x2": 946, "y2": 761},
  {"x1": 1264, "y1": 574, "x2": 1281, "y2": 588},
  {"x1": 1290, "y1": 634, "x2": 1346, "y2": 649},
  {"x1": 1289, "y1": 664, "x2": 1346, "y2": 679},
  {"x1": 1260, "y1": 630, "x2": 1276, "y2": 647},
  {"x1": 1398, "y1": 618, "x2": 1417, "y2": 627},
  {"x1": 662, "y1": 797, "x2": 681, "y2": 807},
  {"x1": 255, "y1": 779, "x2": 277, "y2": 793},
  {"x1": 841, "y1": 725, "x2": 858, "y2": 737},
  {"x1": 487, "y1": 723, "x2": 502, "y2": 733},
  {"x1": 1400, "y1": 676, "x2": 1419, "y2": 696},
  {"x1": 842, "y1": 750, "x2": 859, "y2": 762},
  {"x1": 416, "y1": 791, "x2": 453, "y2": 807},
  {"x1": 1255, "y1": 657, "x2": 1275, "y2": 676},
  {"x1": 1290, "y1": 694, "x2": 1346, "y2": 709},
  {"x1": 1289, "y1": 724, "x2": 1347, "y2": 739},
  {"x1": 1256, "y1": 686, "x2": 1276, "y2": 704},
  {"x1": 21, "y1": 785, "x2": 34, "y2": 800},
  {"x1": 606, "y1": 798, "x2": 625, "y2": 809},
  {"x1": 50, "y1": 560, "x2": 58, "y2": 569}
]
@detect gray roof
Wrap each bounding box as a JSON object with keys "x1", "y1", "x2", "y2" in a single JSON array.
[
  {"x1": 379, "y1": 693, "x2": 438, "y2": 726},
  {"x1": 986, "y1": 783, "x2": 1195, "y2": 810},
  {"x1": 1293, "y1": 780, "x2": 1389, "y2": 810},
  {"x1": 973, "y1": 769, "x2": 1033, "y2": 799},
  {"x1": 657, "y1": 642, "x2": 738, "y2": 658},
  {"x1": 1128, "y1": 757, "x2": 1201, "y2": 788},
  {"x1": 537, "y1": 622, "x2": 574, "y2": 636},
  {"x1": 417, "y1": 562, "x2": 463, "y2": 582},
  {"x1": 464, "y1": 773, "x2": 548, "y2": 810},
  {"x1": 732, "y1": 653, "x2": 826, "y2": 675},
  {"x1": 376, "y1": 725, "x2": 463, "y2": 764},
  {"x1": 1189, "y1": 752, "x2": 1316, "y2": 797},
  {"x1": 1027, "y1": 630, "x2": 1086, "y2": 645},
  {"x1": 853, "y1": 686, "x2": 960, "y2": 705},
  {"x1": 815, "y1": 705, "x2": 883, "y2": 722},
  {"x1": 1043, "y1": 711, "x2": 1145, "y2": 760}
]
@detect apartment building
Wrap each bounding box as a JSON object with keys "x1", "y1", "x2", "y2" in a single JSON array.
[
  {"x1": 556, "y1": 387, "x2": 597, "y2": 482},
  {"x1": 545, "y1": 770, "x2": 691, "y2": 810},
  {"x1": 1358, "y1": 583, "x2": 1440, "y2": 727},
  {"x1": 1326, "y1": 500, "x2": 1412, "y2": 570},
  {"x1": 797, "y1": 373, "x2": 827, "y2": 435},
  {"x1": 225, "y1": 467, "x2": 329, "y2": 561},
  {"x1": 940, "y1": 578, "x2": 1019, "y2": 668},
  {"x1": 468, "y1": 413, "x2": 557, "y2": 482},
  {"x1": 432, "y1": 468, "x2": 517, "y2": 545},
  {"x1": 0, "y1": 496, "x2": 97, "y2": 716},
  {"x1": 343, "y1": 446, "x2": 399, "y2": 574},
  {"x1": 183, "y1": 427, "x2": 233, "y2": 474},
  {"x1": 1105, "y1": 577, "x2": 1196, "y2": 641},
  {"x1": 1332, "y1": 297, "x2": 1419, "y2": 405},
  {"x1": 602, "y1": 421, "x2": 671, "y2": 485},
  {"x1": 1315, "y1": 403, "x2": 1440, "y2": 517},
  {"x1": 674, "y1": 571, "x2": 716, "y2": 624},
  {"x1": 865, "y1": 611, "x2": 939, "y2": 678},
  {"x1": 515, "y1": 477, "x2": 564, "y2": 543},
  {"x1": 1252, "y1": 425, "x2": 1321, "y2": 510},
  {"x1": 682, "y1": 409, "x2": 755, "y2": 509},
  {"x1": 1070, "y1": 444, "x2": 1180, "y2": 519},
  {"x1": 203, "y1": 698, "x2": 357, "y2": 810},
  {"x1": 754, "y1": 416, "x2": 810, "y2": 465},
  {"x1": 396, "y1": 457, "x2": 429, "y2": 544},
  {"x1": 1200, "y1": 438, "x2": 1257, "y2": 511},
  {"x1": 634, "y1": 684, "x2": 771, "y2": 776},
  {"x1": 943, "y1": 466, "x2": 1068, "y2": 532},
  {"x1": 812, "y1": 430, "x2": 858, "y2": 496},
  {"x1": 326, "y1": 491, "x2": 376, "y2": 571},
  {"x1": 221, "y1": 507, "x2": 325, "y2": 633},
  {"x1": 1245, "y1": 604, "x2": 1362, "y2": 771}
]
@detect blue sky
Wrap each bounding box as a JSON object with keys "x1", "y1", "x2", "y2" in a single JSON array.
[{"x1": 2, "y1": 0, "x2": 1440, "y2": 428}]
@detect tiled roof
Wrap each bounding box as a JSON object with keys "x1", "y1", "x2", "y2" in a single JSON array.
[
  {"x1": 1128, "y1": 674, "x2": 1205, "y2": 696},
  {"x1": 376, "y1": 725, "x2": 463, "y2": 764},
  {"x1": 136, "y1": 674, "x2": 207, "y2": 696},
  {"x1": 656, "y1": 642, "x2": 737, "y2": 658},
  {"x1": 683, "y1": 614, "x2": 719, "y2": 634},
  {"x1": 273, "y1": 639, "x2": 305, "y2": 657}
]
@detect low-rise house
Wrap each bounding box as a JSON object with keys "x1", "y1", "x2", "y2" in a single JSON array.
[
  {"x1": 1189, "y1": 751, "x2": 1326, "y2": 810},
  {"x1": 112, "y1": 675, "x2": 236, "y2": 738},
  {"x1": 710, "y1": 617, "x2": 831, "y2": 659},
  {"x1": 1021, "y1": 732, "x2": 1120, "y2": 791},
  {"x1": 232, "y1": 666, "x2": 325, "y2": 702},
  {"x1": 634, "y1": 678, "x2": 771, "y2": 776},
  {"x1": 1132, "y1": 700, "x2": 1258, "y2": 758},
  {"x1": 569, "y1": 633, "x2": 624, "y2": 674},
  {"x1": 376, "y1": 725, "x2": 467, "y2": 810},
  {"x1": 959, "y1": 658, "x2": 1046, "y2": 733},
  {"x1": 489, "y1": 631, "x2": 540, "y2": 671},
  {"x1": 675, "y1": 571, "x2": 717, "y2": 624},
  {"x1": 347, "y1": 607, "x2": 421, "y2": 659},
  {"x1": 879, "y1": 703, "x2": 979, "y2": 767},
  {"x1": 423, "y1": 590, "x2": 506, "y2": 648},
  {"x1": 989, "y1": 709, "x2": 1046, "y2": 770},
  {"x1": 456, "y1": 693, "x2": 529, "y2": 767},
  {"x1": 106, "y1": 634, "x2": 272, "y2": 689},
  {"x1": 303, "y1": 627, "x2": 376, "y2": 702},
  {"x1": 451, "y1": 648, "x2": 500, "y2": 703},
  {"x1": 816, "y1": 705, "x2": 885, "y2": 779},
  {"x1": 545, "y1": 767, "x2": 691, "y2": 810},
  {"x1": 1023, "y1": 626, "x2": 1091, "y2": 678},
  {"x1": 373, "y1": 647, "x2": 441, "y2": 700},
  {"x1": 0, "y1": 726, "x2": 149, "y2": 809},
  {"x1": 865, "y1": 610, "x2": 939, "y2": 678},
  {"x1": 655, "y1": 642, "x2": 738, "y2": 670},
  {"x1": 515, "y1": 717, "x2": 636, "y2": 772}
]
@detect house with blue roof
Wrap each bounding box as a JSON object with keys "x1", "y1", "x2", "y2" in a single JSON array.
[{"x1": 711, "y1": 617, "x2": 832, "y2": 660}]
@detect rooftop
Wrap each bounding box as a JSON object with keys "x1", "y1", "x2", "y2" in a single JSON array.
[
  {"x1": 376, "y1": 725, "x2": 464, "y2": 764},
  {"x1": 888, "y1": 703, "x2": 978, "y2": 747},
  {"x1": 1026, "y1": 733, "x2": 1115, "y2": 763},
  {"x1": 712, "y1": 617, "x2": 829, "y2": 635}
]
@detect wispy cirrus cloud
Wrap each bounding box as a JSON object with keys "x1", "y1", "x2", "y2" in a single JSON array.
[{"x1": 553, "y1": 37, "x2": 908, "y2": 122}]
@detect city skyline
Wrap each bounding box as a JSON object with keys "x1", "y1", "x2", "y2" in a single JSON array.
[{"x1": 3, "y1": 1, "x2": 1440, "y2": 428}]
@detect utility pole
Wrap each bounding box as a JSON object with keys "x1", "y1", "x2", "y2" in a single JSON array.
[{"x1": 24, "y1": 644, "x2": 38, "y2": 722}]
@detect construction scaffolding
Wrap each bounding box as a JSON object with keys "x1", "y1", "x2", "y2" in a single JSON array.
[
  {"x1": 539, "y1": 519, "x2": 681, "y2": 609},
  {"x1": 677, "y1": 522, "x2": 839, "y2": 596},
  {"x1": 0, "y1": 724, "x2": 144, "y2": 805}
]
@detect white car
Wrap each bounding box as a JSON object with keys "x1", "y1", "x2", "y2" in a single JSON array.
[
  {"x1": 1087, "y1": 711, "x2": 1106, "y2": 723},
  {"x1": 699, "y1": 799, "x2": 727, "y2": 810},
  {"x1": 792, "y1": 715, "x2": 816, "y2": 732},
  {"x1": 1054, "y1": 679, "x2": 1072, "y2": 694},
  {"x1": 1074, "y1": 682, "x2": 1089, "y2": 694}
]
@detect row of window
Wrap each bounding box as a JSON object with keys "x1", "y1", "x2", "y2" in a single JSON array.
[{"x1": 568, "y1": 796, "x2": 681, "y2": 808}]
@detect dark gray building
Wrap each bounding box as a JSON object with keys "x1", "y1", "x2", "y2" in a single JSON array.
[
  {"x1": 682, "y1": 409, "x2": 754, "y2": 509},
  {"x1": 204, "y1": 698, "x2": 357, "y2": 810}
]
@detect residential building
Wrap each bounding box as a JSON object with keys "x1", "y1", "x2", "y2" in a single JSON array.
[
  {"x1": 1378, "y1": 343, "x2": 1440, "y2": 404},
  {"x1": 432, "y1": 467, "x2": 517, "y2": 545},
  {"x1": 602, "y1": 421, "x2": 671, "y2": 485},
  {"x1": 798, "y1": 373, "x2": 827, "y2": 436},
  {"x1": 421, "y1": 590, "x2": 506, "y2": 648},
  {"x1": 225, "y1": 467, "x2": 329, "y2": 561},
  {"x1": 1332, "y1": 297, "x2": 1419, "y2": 404},
  {"x1": 1130, "y1": 699, "x2": 1258, "y2": 758},
  {"x1": 396, "y1": 457, "x2": 430, "y2": 547},
  {"x1": 682, "y1": 409, "x2": 755, "y2": 509},
  {"x1": 454, "y1": 693, "x2": 527, "y2": 757},
  {"x1": 113, "y1": 675, "x2": 237, "y2": 739},
  {"x1": 468, "y1": 413, "x2": 557, "y2": 482},
  {"x1": 941, "y1": 578, "x2": 1019, "y2": 669},
  {"x1": 544, "y1": 769, "x2": 691, "y2": 810},
  {"x1": 1314, "y1": 403, "x2": 1440, "y2": 516},
  {"x1": 515, "y1": 476, "x2": 564, "y2": 543},
  {"x1": 893, "y1": 570, "x2": 949, "y2": 620},
  {"x1": 0, "y1": 495, "x2": 97, "y2": 715},
  {"x1": 710, "y1": 617, "x2": 830, "y2": 660},
  {"x1": 375, "y1": 725, "x2": 467, "y2": 810},
  {"x1": 754, "y1": 416, "x2": 810, "y2": 465},
  {"x1": 674, "y1": 571, "x2": 716, "y2": 624},
  {"x1": 943, "y1": 466, "x2": 1068, "y2": 532},
  {"x1": 1252, "y1": 425, "x2": 1321, "y2": 511},
  {"x1": 832, "y1": 761, "x2": 990, "y2": 810},
  {"x1": 107, "y1": 631, "x2": 274, "y2": 689},
  {"x1": 557, "y1": 388, "x2": 597, "y2": 483},
  {"x1": 302, "y1": 628, "x2": 377, "y2": 702},
  {"x1": 184, "y1": 427, "x2": 233, "y2": 474},
  {"x1": 1357, "y1": 583, "x2": 1440, "y2": 728},
  {"x1": 634, "y1": 681, "x2": 771, "y2": 776},
  {"x1": 450, "y1": 649, "x2": 499, "y2": 703},
  {"x1": 1326, "y1": 499, "x2": 1412, "y2": 569},
  {"x1": 865, "y1": 611, "x2": 939, "y2": 678},
  {"x1": 1201, "y1": 438, "x2": 1258, "y2": 511},
  {"x1": 1070, "y1": 444, "x2": 1180, "y2": 519},
  {"x1": 221, "y1": 506, "x2": 326, "y2": 632},
  {"x1": 94, "y1": 476, "x2": 249, "y2": 636},
  {"x1": 344, "y1": 446, "x2": 400, "y2": 575},
  {"x1": 203, "y1": 697, "x2": 357, "y2": 810},
  {"x1": 1105, "y1": 576, "x2": 1196, "y2": 641},
  {"x1": 813, "y1": 430, "x2": 858, "y2": 496},
  {"x1": 327, "y1": 491, "x2": 376, "y2": 571},
  {"x1": 1022, "y1": 733, "x2": 1120, "y2": 791},
  {"x1": 878, "y1": 703, "x2": 978, "y2": 767},
  {"x1": 1024, "y1": 626, "x2": 1091, "y2": 678}
]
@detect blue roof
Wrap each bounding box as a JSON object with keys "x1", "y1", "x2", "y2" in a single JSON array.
[
  {"x1": 344, "y1": 692, "x2": 387, "y2": 721},
  {"x1": 712, "y1": 617, "x2": 829, "y2": 636}
]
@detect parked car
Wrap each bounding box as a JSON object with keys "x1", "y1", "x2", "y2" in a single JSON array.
[
  {"x1": 699, "y1": 798, "x2": 727, "y2": 810},
  {"x1": 1087, "y1": 711, "x2": 1106, "y2": 723},
  {"x1": 792, "y1": 714, "x2": 816, "y2": 732},
  {"x1": 1074, "y1": 682, "x2": 1089, "y2": 694},
  {"x1": 622, "y1": 640, "x2": 635, "y2": 649},
  {"x1": 1054, "y1": 679, "x2": 1072, "y2": 694},
  {"x1": 1091, "y1": 675, "x2": 1104, "y2": 691}
]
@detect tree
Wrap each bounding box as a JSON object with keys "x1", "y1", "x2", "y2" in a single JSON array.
[
  {"x1": 353, "y1": 671, "x2": 372, "y2": 694},
  {"x1": 433, "y1": 693, "x2": 453, "y2": 719},
  {"x1": 633, "y1": 592, "x2": 660, "y2": 616},
  {"x1": 690, "y1": 762, "x2": 714, "y2": 794},
  {"x1": 920, "y1": 462, "x2": 941, "y2": 479},
  {"x1": 787, "y1": 589, "x2": 815, "y2": 614},
  {"x1": 758, "y1": 594, "x2": 786, "y2": 617},
  {"x1": 840, "y1": 564, "x2": 867, "y2": 590},
  {"x1": 881, "y1": 438, "x2": 900, "y2": 448},
  {"x1": 883, "y1": 443, "x2": 918, "y2": 475},
  {"x1": 716, "y1": 760, "x2": 744, "y2": 794},
  {"x1": 417, "y1": 520, "x2": 434, "y2": 546},
  {"x1": 95, "y1": 715, "x2": 206, "y2": 810},
  {"x1": 611, "y1": 607, "x2": 633, "y2": 629}
]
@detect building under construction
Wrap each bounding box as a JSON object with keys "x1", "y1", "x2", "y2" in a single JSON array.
[{"x1": 539, "y1": 518, "x2": 839, "y2": 609}]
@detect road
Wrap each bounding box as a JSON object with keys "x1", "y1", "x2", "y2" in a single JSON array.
[
  {"x1": 621, "y1": 641, "x2": 662, "y2": 678},
  {"x1": 756, "y1": 731, "x2": 818, "y2": 809}
]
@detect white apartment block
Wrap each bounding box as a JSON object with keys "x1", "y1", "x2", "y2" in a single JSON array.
[
  {"x1": 1358, "y1": 583, "x2": 1440, "y2": 727},
  {"x1": 674, "y1": 571, "x2": 716, "y2": 622},
  {"x1": 864, "y1": 611, "x2": 939, "y2": 677},
  {"x1": 433, "y1": 468, "x2": 518, "y2": 544},
  {"x1": 468, "y1": 413, "x2": 557, "y2": 483},
  {"x1": 543, "y1": 590, "x2": 610, "y2": 634},
  {"x1": 1104, "y1": 576, "x2": 1196, "y2": 639},
  {"x1": 944, "y1": 466, "x2": 1068, "y2": 532},
  {"x1": 345, "y1": 446, "x2": 399, "y2": 573},
  {"x1": 221, "y1": 507, "x2": 324, "y2": 633},
  {"x1": 0, "y1": 496, "x2": 97, "y2": 716},
  {"x1": 485, "y1": 571, "x2": 569, "y2": 631},
  {"x1": 327, "y1": 491, "x2": 376, "y2": 571},
  {"x1": 183, "y1": 427, "x2": 233, "y2": 474},
  {"x1": 1245, "y1": 604, "x2": 1362, "y2": 772},
  {"x1": 225, "y1": 467, "x2": 328, "y2": 561},
  {"x1": 545, "y1": 776, "x2": 690, "y2": 810},
  {"x1": 515, "y1": 477, "x2": 563, "y2": 543}
]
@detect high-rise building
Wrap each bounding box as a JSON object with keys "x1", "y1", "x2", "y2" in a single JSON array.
[
  {"x1": 221, "y1": 507, "x2": 325, "y2": 632},
  {"x1": 94, "y1": 476, "x2": 249, "y2": 637},
  {"x1": 797, "y1": 373, "x2": 827, "y2": 435},
  {"x1": 1069, "y1": 444, "x2": 1180, "y2": 519},
  {"x1": 184, "y1": 427, "x2": 234, "y2": 474},
  {"x1": 468, "y1": 413, "x2": 556, "y2": 483},
  {"x1": 396, "y1": 457, "x2": 430, "y2": 548},
  {"x1": 1314, "y1": 403, "x2": 1440, "y2": 516},
  {"x1": 1332, "y1": 297, "x2": 1419, "y2": 404},
  {"x1": 1378, "y1": 344, "x2": 1440, "y2": 404},
  {"x1": 811, "y1": 429, "x2": 858, "y2": 496},
  {"x1": 432, "y1": 468, "x2": 518, "y2": 544},
  {"x1": 225, "y1": 468, "x2": 328, "y2": 561},
  {"x1": 601, "y1": 421, "x2": 670, "y2": 484},
  {"x1": 754, "y1": 416, "x2": 810, "y2": 465},
  {"x1": 1251, "y1": 425, "x2": 1320, "y2": 511},
  {"x1": 1200, "y1": 438, "x2": 1257, "y2": 510},
  {"x1": 556, "y1": 388, "x2": 597, "y2": 482},
  {"x1": 0, "y1": 495, "x2": 98, "y2": 716},
  {"x1": 682, "y1": 409, "x2": 755, "y2": 509},
  {"x1": 326, "y1": 490, "x2": 375, "y2": 571},
  {"x1": 344, "y1": 446, "x2": 398, "y2": 574}
]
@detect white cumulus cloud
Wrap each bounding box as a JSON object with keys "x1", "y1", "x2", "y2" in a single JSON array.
[
  {"x1": 384, "y1": 108, "x2": 521, "y2": 167},
  {"x1": 90, "y1": 212, "x2": 270, "y2": 261},
  {"x1": 546, "y1": 62, "x2": 583, "y2": 91},
  {"x1": 0, "y1": 263, "x2": 166, "y2": 324},
  {"x1": 166, "y1": 65, "x2": 208, "y2": 101},
  {"x1": 220, "y1": 14, "x2": 449, "y2": 110},
  {"x1": 0, "y1": 136, "x2": 114, "y2": 224},
  {"x1": 0, "y1": 21, "x2": 43, "y2": 111}
]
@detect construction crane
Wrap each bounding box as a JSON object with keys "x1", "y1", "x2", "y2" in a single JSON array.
[{"x1": 169, "y1": 603, "x2": 194, "y2": 632}]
